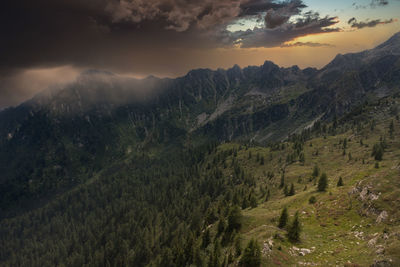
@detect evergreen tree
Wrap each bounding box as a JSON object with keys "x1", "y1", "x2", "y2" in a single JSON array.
[
  {"x1": 217, "y1": 218, "x2": 226, "y2": 237},
  {"x1": 288, "y1": 183, "x2": 295, "y2": 196},
  {"x1": 227, "y1": 206, "x2": 242, "y2": 232},
  {"x1": 299, "y1": 152, "x2": 305, "y2": 165},
  {"x1": 372, "y1": 143, "x2": 384, "y2": 161},
  {"x1": 288, "y1": 211, "x2": 301, "y2": 242},
  {"x1": 318, "y1": 173, "x2": 328, "y2": 192},
  {"x1": 249, "y1": 194, "x2": 258, "y2": 209},
  {"x1": 337, "y1": 177, "x2": 344, "y2": 187},
  {"x1": 265, "y1": 190, "x2": 270, "y2": 202},
  {"x1": 389, "y1": 120, "x2": 394, "y2": 138},
  {"x1": 312, "y1": 165, "x2": 319, "y2": 178},
  {"x1": 278, "y1": 207, "x2": 288, "y2": 228},
  {"x1": 202, "y1": 229, "x2": 211, "y2": 249},
  {"x1": 234, "y1": 237, "x2": 242, "y2": 257},
  {"x1": 283, "y1": 185, "x2": 289, "y2": 196},
  {"x1": 239, "y1": 239, "x2": 261, "y2": 267},
  {"x1": 279, "y1": 173, "x2": 285, "y2": 188}
]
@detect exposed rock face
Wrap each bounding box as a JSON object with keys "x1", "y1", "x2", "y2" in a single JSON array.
[
  {"x1": 262, "y1": 238, "x2": 274, "y2": 255},
  {"x1": 350, "y1": 181, "x2": 384, "y2": 219}
]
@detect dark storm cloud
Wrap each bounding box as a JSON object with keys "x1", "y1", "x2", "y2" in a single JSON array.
[
  {"x1": 348, "y1": 17, "x2": 396, "y2": 29},
  {"x1": 0, "y1": 0, "x2": 343, "y2": 107},
  {"x1": 0, "y1": 0, "x2": 339, "y2": 74}
]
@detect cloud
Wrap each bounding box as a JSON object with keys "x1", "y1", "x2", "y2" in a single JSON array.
[
  {"x1": 352, "y1": 0, "x2": 392, "y2": 9},
  {"x1": 0, "y1": 0, "x2": 339, "y2": 73},
  {"x1": 0, "y1": 66, "x2": 80, "y2": 108},
  {"x1": 232, "y1": 12, "x2": 340, "y2": 48},
  {"x1": 370, "y1": 0, "x2": 389, "y2": 8},
  {"x1": 0, "y1": 0, "x2": 344, "y2": 107},
  {"x1": 264, "y1": 0, "x2": 307, "y2": 29},
  {"x1": 348, "y1": 17, "x2": 396, "y2": 29},
  {"x1": 281, "y1": 42, "x2": 335, "y2": 48},
  {"x1": 105, "y1": 0, "x2": 246, "y2": 32}
]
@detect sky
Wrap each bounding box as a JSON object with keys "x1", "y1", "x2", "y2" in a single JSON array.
[{"x1": 0, "y1": 0, "x2": 399, "y2": 108}]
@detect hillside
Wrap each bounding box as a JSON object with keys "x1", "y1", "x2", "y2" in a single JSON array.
[
  {"x1": 1, "y1": 89, "x2": 399, "y2": 267},
  {"x1": 0, "y1": 33, "x2": 400, "y2": 266}
]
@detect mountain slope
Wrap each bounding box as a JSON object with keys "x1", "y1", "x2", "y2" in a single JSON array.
[{"x1": 1, "y1": 92, "x2": 400, "y2": 267}]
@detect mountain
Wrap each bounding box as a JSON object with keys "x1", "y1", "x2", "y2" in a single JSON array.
[
  {"x1": 0, "y1": 32, "x2": 400, "y2": 267},
  {"x1": 1, "y1": 33, "x2": 400, "y2": 208}
]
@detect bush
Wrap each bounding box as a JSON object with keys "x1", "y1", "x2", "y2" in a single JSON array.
[{"x1": 309, "y1": 196, "x2": 317, "y2": 204}]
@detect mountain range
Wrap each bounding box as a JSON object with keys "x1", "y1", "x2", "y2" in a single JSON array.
[{"x1": 1, "y1": 32, "x2": 400, "y2": 267}]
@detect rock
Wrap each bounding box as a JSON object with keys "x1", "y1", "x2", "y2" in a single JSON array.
[
  {"x1": 360, "y1": 187, "x2": 369, "y2": 201},
  {"x1": 353, "y1": 231, "x2": 364, "y2": 239},
  {"x1": 383, "y1": 233, "x2": 389, "y2": 240},
  {"x1": 376, "y1": 245, "x2": 385, "y2": 255},
  {"x1": 376, "y1": 211, "x2": 388, "y2": 223},
  {"x1": 299, "y1": 248, "x2": 312, "y2": 256},
  {"x1": 368, "y1": 237, "x2": 378, "y2": 247},
  {"x1": 262, "y1": 238, "x2": 274, "y2": 255},
  {"x1": 370, "y1": 259, "x2": 392, "y2": 267},
  {"x1": 290, "y1": 246, "x2": 313, "y2": 256}
]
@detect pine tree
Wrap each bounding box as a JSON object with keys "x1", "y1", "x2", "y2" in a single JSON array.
[
  {"x1": 227, "y1": 206, "x2": 242, "y2": 232},
  {"x1": 202, "y1": 229, "x2": 211, "y2": 249},
  {"x1": 217, "y1": 218, "x2": 226, "y2": 237},
  {"x1": 278, "y1": 207, "x2": 288, "y2": 228},
  {"x1": 318, "y1": 173, "x2": 328, "y2": 192},
  {"x1": 250, "y1": 194, "x2": 258, "y2": 209},
  {"x1": 239, "y1": 239, "x2": 261, "y2": 267},
  {"x1": 288, "y1": 211, "x2": 301, "y2": 242},
  {"x1": 279, "y1": 173, "x2": 285, "y2": 188},
  {"x1": 337, "y1": 177, "x2": 344, "y2": 187},
  {"x1": 372, "y1": 143, "x2": 384, "y2": 161},
  {"x1": 265, "y1": 190, "x2": 270, "y2": 202},
  {"x1": 299, "y1": 152, "x2": 305, "y2": 165},
  {"x1": 312, "y1": 165, "x2": 319, "y2": 178},
  {"x1": 389, "y1": 120, "x2": 394, "y2": 138},
  {"x1": 283, "y1": 185, "x2": 289, "y2": 196},
  {"x1": 288, "y1": 183, "x2": 295, "y2": 196},
  {"x1": 235, "y1": 237, "x2": 242, "y2": 257}
]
